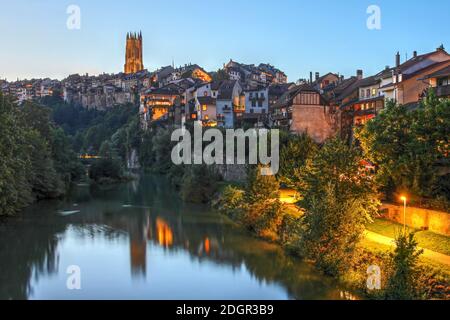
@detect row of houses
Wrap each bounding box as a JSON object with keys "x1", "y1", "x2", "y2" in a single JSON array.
[
  {"x1": 0, "y1": 78, "x2": 61, "y2": 104},
  {"x1": 141, "y1": 46, "x2": 450, "y2": 144}
]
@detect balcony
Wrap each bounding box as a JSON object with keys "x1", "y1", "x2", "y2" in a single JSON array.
[{"x1": 436, "y1": 85, "x2": 450, "y2": 97}]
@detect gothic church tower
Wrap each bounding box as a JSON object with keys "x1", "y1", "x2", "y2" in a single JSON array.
[{"x1": 124, "y1": 32, "x2": 144, "y2": 74}]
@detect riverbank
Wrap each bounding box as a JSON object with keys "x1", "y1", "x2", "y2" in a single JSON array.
[
  {"x1": 212, "y1": 180, "x2": 450, "y2": 300},
  {"x1": 0, "y1": 175, "x2": 347, "y2": 300}
]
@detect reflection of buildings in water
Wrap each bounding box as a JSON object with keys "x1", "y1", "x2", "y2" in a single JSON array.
[
  {"x1": 128, "y1": 215, "x2": 150, "y2": 278},
  {"x1": 155, "y1": 218, "x2": 173, "y2": 248},
  {"x1": 130, "y1": 239, "x2": 146, "y2": 277},
  {"x1": 197, "y1": 237, "x2": 220, "y2": 256}
]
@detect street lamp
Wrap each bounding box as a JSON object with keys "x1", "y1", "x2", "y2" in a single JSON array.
[{"x1": 400, "y1": 196, "x2": 407, "y2": 234}]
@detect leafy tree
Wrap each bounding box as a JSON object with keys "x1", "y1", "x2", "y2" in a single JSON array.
[
  {"x1": 89, "y1": 140, "x2": 123, "y2": 183},
  {"x1": 298, "y1": 138, "x2": 380, "y2": 276},
  {"x1": 0, "y1": 94, "x2": 33, "y2": 215},
  {"x1": 211, "y1": 69, "x2": 230, "y2": 82},
  {"x1": 242, "y1": 166, "x2": 283, "y2": 240},
  {"x1": 385, "y1": 232, "x2": 423, "y2": 300},
  {"x1": 180, "y1": 165, "x2": 219, "y2": 203},
  {"x1": 278, "y1": 133, "x2": 317, "y2": 189},
  {"x1": 25, "y1": 130, "x2": 63, "y2": 200},
  {"x1": 355, "y1": 96, "x2": 450, "y2": 205}
]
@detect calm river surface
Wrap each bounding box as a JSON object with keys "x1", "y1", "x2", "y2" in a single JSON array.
[{"x1": 0, "y1": 175, "x2": 350, "y2": 300}]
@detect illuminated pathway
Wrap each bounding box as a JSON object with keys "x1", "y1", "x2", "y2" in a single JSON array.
[{"x1": 364, "y1": 231, "x2": 450, "y2": 267}]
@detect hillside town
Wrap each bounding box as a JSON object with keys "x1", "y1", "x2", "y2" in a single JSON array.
[
  {"x1": 1, "y1": 21, "x2": 449, "y2": 302},
  {"x1": 1, "y1": 33, "x2": 449, "y2": 146}
]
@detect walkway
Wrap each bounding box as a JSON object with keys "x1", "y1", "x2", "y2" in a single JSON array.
[{"x1": 364, "y1": 230, "x2": 450, "y2": 267}]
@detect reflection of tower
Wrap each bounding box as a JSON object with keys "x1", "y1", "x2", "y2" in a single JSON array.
[
  {"x1": 124, "y1": 32, "x2": 144, "y2": 74},
  {"x1": 130, "y1": 238, "x2": 146, "y2": 277},
  {"x1": 156, "y1": 218, "x2": 173, "y2": 248}
]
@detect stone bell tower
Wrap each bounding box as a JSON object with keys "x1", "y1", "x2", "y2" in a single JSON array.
[{"x1": 124, "y1": 31, "x2": 144, "y2": 74}]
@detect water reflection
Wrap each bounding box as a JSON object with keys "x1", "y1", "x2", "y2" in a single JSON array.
[{"x1": 0, "y1": 175, "x2": 350, "y2": 300}]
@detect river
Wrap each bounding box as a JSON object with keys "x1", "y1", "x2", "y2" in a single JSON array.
[{"x1": 0, "y1": 175, "x2": 351, "y2": 300}]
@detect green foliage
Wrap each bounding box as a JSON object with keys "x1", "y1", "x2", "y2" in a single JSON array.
[
  {"x1": 211, "y1": 69, "x2": 230, "y2": 82},
  {"x1": 245, "y1": 165, "x2": 280, "y2": 204},
  {"x1": 180, "y1": 165, "x2": 220, "y2": 203},
  {"x1": 151, "y1": 127, "x2": 176, "y2": 173},
  {"x1": 278, "y1": 133, "x2": 317, "y2": 189},
  {"x1": 0, "y1": 93, "x2": 82, "y2": 216},
  {"x1": 298, "y1": 138, "x2": 380, "y2": 276},
  {"x1": 385, "y1": 232, "x2": 424, "y2": 300},
  {"x1": 241, "y1": 166, "x2": 283, "y2": 240},
  {"x1": 355, "y1": 96, "x2": 450, "y2": 205},
  {"x1": 215, "y1": 185, "x2": 245, "y2": 218},
  {"x1": 89, "y1": 141, "x2": 123, "y2": 183}
]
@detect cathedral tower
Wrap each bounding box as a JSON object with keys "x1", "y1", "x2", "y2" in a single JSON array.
[{"x1": 124, "y1": 32, "x2": 144, "y2": 74}]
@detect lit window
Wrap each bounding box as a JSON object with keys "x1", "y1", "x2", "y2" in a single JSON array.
[
  {"x1": 204, "y1": 115, "x2": 209, "y2": 120},
  {"x1": 372, "y1": 88, "x2": 377, "y2": 96},
  {"x1": 202, "y1": 105, "x2": 207, "y2": 111}
]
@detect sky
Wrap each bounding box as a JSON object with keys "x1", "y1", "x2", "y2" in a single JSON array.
[{"x1": 0, "y1": 0, "x2": 449, "y2": 82}]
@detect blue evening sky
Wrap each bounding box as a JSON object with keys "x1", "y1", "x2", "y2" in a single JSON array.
[{"x1": 0, "y1": 0, "x2": 448, "y2": 81}]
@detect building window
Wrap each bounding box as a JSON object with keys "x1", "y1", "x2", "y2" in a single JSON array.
[
  {"x1": 366, "y1": 89, "x2": 370, "y2": 97},
  {"x1": 258, "y1": 100, "x2": 262, "y2": 107},
  {"x1": 372, "y1": 88, "x2": 377, "y2": 96},
  {"x1": 361, "y1": 90, "x2": 365, "y2": 98},
  {"x1": 202, "y1": 105, "x2": 207, "y2": 111},
  {"x1": 204, "y1": 115, "x2": 209, "y2": 120},
  {"x1": 252, "y1": 100, "x2": 256, "y2": 107},
  {"x1": 204, "y1": 91, "x2": 208, "y2": 96}
]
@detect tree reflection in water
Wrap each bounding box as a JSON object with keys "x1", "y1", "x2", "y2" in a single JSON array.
[{"x1": 0, "y1": 175, "x2": 351, "y2": 300}]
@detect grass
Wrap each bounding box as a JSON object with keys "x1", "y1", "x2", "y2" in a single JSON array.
[
  {"x1": 359, "y1": 238, "x2": 450, "y2": 280},
  {"x1": 366, "y1": 218, "x2": 450, "y2": 256}
]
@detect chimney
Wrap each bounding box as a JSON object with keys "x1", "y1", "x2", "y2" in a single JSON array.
[
  {"x1": 413, "y1": 51, "x2": 417, "y2": 58},
  {"x1": 437, "y1": 44, "x2": 445, "y2": 51},
  {"x1": 396, "y1": 51, "x2": 400, "y2": 68},
  {"x1": 309, "y1": 72, "x2": 313, "y2": 83},
  {"x1": 356, "y1": 69, "x2": 363, "y2": 79},
  {"x1": 315, "y1": 72, "x2": 320, "y2": 81},
  {"x1": 385, "y1": 65, "x2": 390, "y2": 70}
]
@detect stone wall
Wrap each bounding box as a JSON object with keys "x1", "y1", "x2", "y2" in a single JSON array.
[
  {"x1": 213, "y1": 163, "x2": 247, "y2": 183},
  {"x1": 381, "y1": 203, "x2": 450, "y2": 236},
  {"x1": 290, "y1": 104, "x2": 338, "y2": 143}
]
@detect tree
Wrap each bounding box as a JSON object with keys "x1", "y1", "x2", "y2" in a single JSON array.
[
  {"x1": 211, "y1": 69, "x2": 230, "y2": 82},
  {"x1": 278, "y1": 133, "x2": 317, "y2": 189},
  {"x1": 243, "y1": 166, "x2": 283, "y2": 240},
  {"x1": 298, "y1": 138, "x2": 380, "y2": 276},
  {"x1": 0, "y1": 94, "x2": 33, "y2": 215},
  {"x1": 355, "y1": 96, "x2": 450, "y2": 205},
  {"x1": 385, "y1": 232, "x2": 423, "y2": 300},
  {"x1": 89, "y1": 141, "x2": 123, "y2": 183},
  {"x1": 180, "y1": 165, "x2": 219, "y2": 203}
]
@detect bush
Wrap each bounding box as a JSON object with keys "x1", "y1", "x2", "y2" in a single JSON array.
[
  {"x1": 215, "y1": 185, "x2": 245, "y2": 219},
  {"x1": 298, "y1": 138, "x2": 380, "y2": 276},
  {"x1": 181, "y1": 165, "x2": 219, "y2": 203},
  {"x1": 385, "y1": 232, "x2": 424, "y2": 300}
]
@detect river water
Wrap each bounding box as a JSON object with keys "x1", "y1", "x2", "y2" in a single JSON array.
[{"x1": 0, "y1": 175, "x2": 351, "y2": 300}]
